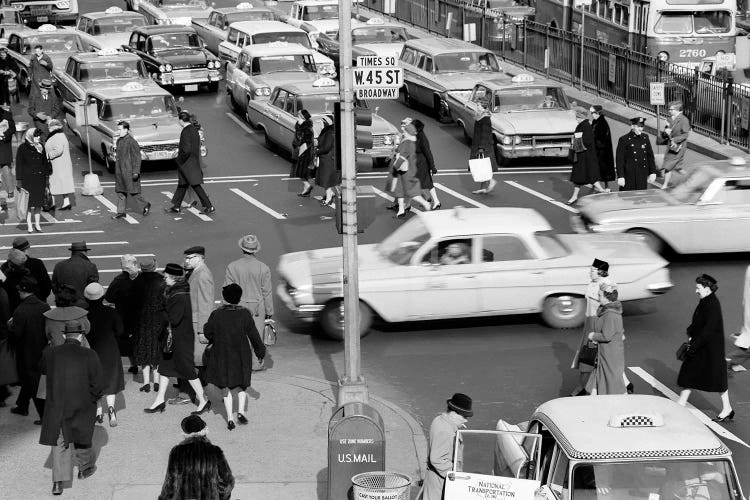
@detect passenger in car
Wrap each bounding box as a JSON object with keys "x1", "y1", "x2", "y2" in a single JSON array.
[{"x1": 440, "y1": 242, "x2": 470, "y2": 265}]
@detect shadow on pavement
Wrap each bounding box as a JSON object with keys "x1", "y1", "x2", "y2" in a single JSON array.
[{"x1": 551, "y1": 341, "x2": 578, "y2": 397}]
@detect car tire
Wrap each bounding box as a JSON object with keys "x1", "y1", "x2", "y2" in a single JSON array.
[
  {"x1": 101, "y1": 145, "x2": 114, "y2": 174},
  {"x1": 207, "y1": 81, "x2": 219, "y2": 93},
  {"x1": 626, "y1": 228, "x2": 665, "y2": 255},
  {"x1": 541, "y1": 295, "x2": 585, "y2": 329},
  {"x1": 319, "y1": 299, "x2": 373, "y2": 341}
]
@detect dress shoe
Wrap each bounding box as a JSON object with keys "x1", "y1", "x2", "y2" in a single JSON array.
[
  {"x1": 431, "y1": 203, "x2": 442, "y2": 210},
  {"x1": 52, "y1": 481, "x2": 62, "y2": 495},
  {"x1": 394, "y1": 211, "x2": 407, "y2": 219},
  {"x1": 191, "y1": 400, "x2": 212, "y2": 415},
  {"x1": 227, "y1": 420, "x2": 235, "y2": 431},
  {"x1": 139, "y1": 384, "x2": 151, "y2": 393},
  {"x1": 712, "y1": 409, "x2": 735, "y2": 422},
  {"x1": 297, "y1": 186, "x2": 313, "y2": 197},
  {"x1": 201, "y1": 206, "x2": 216, "y2": 215},
  {"x1": 142, "y1": 202, "x2": 151, "y2": 216},
  {"x1": 34, "y1": 226, "x2": 43, "y2": 233},
  {"x1": 153, "y1": 383, "x2": 159, "y2": 391},
  {"x1": 237, "y1": 413, "x2": 248, "y2": 425},
  {"x1": 164, "y1": 206, "x2": 181, "y2": 214},
  {"x1": 59, "y1": 203, "x2": 72, "y2": 211},
  {"x1": 96, "y1": 412, "x2": 104, "y2": 424},
  {"x1": 385, "y1": 203, "x2": 398, "y2": 211},
  {"x1": 565, "y1": 198, "x2": 578, "y2": 205},
  {"x1": 144, "y1": 402, "x2": 166, "y2": 414},
  {"x1": 78, "y1": 466, "x2": 96, "y2": 480},
  {"x1": 108, "y1": 406, "x2": 117, "y2": 427},
  {"x1": 626, "y1": 383, "x2": 634, "y2": 394},
  {"x1": 111, "y1": 213, "x2": 126, "y2": 220},
  {"x1": 10, "y1": 406, "x2": 28, "y2": 416},
  {"x1": 188, "y1": 200, "x2": 198, "y2": 208}
]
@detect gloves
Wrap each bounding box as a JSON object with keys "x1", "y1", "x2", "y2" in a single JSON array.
[
  {"x1": 647, "y1": 173, "x2": 656, "y2": 184},
  {"x1": 617, "y1": 178, "x2": 625, "y2": 187},
  {"x1": 431, "y1": 168, "x2": 437, "y2": 175}
]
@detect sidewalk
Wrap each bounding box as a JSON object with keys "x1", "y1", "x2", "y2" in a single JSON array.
[{"x1": 0, "y1": 369, "x2": 427, "y2": 499}]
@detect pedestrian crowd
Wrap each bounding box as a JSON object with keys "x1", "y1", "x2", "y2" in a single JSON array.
[{"x1": 0, "y1": 234, "x2": 275, "y2": 497}]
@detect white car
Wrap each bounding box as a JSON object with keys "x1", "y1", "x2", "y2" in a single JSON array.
[
  {"x1": 74, "y1": 7, "x2": 147, "y2": 52},
  {"x1": 135, "y1": 0, "x2": 210, "y2": 26},
  {"x1": 276, "y1": 207, "x2": 673, "y2": 339}
]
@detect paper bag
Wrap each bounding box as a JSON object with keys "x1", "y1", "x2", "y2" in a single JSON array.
[
  {"x1": 16, "y1": 187, "x2": 28, "y2": 220},
  {"x1": 469, "y1": 156, "x2": 493, "y2": 182}
]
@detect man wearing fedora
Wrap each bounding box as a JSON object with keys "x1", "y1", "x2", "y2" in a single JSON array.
[
  {"x1": 10, "y1": 236, "x2": 51, "y2": 302},
  {"x1": 616, "y1": 116, "x2": 657, "y2": 191},
  {"x1": 27, "y1": 78, "x2": 62, "y2": 139},
  {"x1": 224, "y1": 235, "x2": 273, "y2": 369},
  {"x1": 40, "y1": 320, "x2": 103, "y2": 496},
  {"x1": 423, "y1": 393, "x2": 473, "y2": 500},
  {"x1": 29, "y1": 44, "x2": 52, "y2": 96},
  {"x1": 51, "y1": 242, "x2": 99, "y2": 306}
]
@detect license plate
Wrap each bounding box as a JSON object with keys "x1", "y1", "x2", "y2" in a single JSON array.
[
  {"x1": 543, "y1": 148, "x2": 565, "y2": 156},
  {"x1": 148, "y1": 150, "x2": 173, "y2": 160},
  {"x1": 184, "y1": 84, "x2": 198, "y2": 92},
  {"x1": 36, "y1": 16, "x2": 49, "y2": 22}
]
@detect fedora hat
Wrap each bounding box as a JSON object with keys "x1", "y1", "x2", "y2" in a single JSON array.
[
  {"x1": 40, "y1": 78, "x2": 53, "y2": 89},
  {"x1": 69, "y1": 241, "x2": 91, "y2": 252},
  {"x1": 238, "y1": 234, "x2": 260, "y2": 254},
  {"x1": 64, "y1": 321, "x2": 84, "y2": 336},
  {"x1": 447, "y1": 393, "x2": 473, "y2": 418},
  {"x1": 163, "y1": 263, "x2": 184, "y2": 277}
]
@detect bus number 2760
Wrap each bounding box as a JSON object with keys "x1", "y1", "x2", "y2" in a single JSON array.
[{"x1": 679, "y1": 49, "x2": 706, "y2": 58}]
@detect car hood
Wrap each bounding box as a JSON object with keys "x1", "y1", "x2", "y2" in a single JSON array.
[
  {"x1": 49, "y1": 53, "x2": 73, "y2": 70},
  {"x1": 311, "y1": 51, "x2": 334, "y2": 66},
  {"x1": 577, "y1": 190, "x2": 680, "y2": 217},
  {"x1": 307, "y1": 19, "x2": 339, "y2": 33},
  {"x1": 371, "y1": 114, "x2": 398, "y2": 135},
  {"x1": 153, "y1": 47, "x2": 209, "y2": 66},
  {"x1": 253, "y1": 71, "x2": 319, "y2": 89},
  {"x1": 440, "y1": 72, "x2": 504, "y2": 91},
  {"x1": 492, "y1": 109, "x2": 576, "y2": 135},
  {"x1": 93, "y1": 33, "x2": 131, "y2": 51},
  {"x1": 557, "y1": 233, "x2": 669, "y2": 270},
  {"x1": 119, "y1": 116, "x2": 182, "y2": 144},
  {"x1": 355, "y1": 42, "x2": 403, "y2": 61},
  {"x1": 279, "y1": 244, "x2": 386, "y2": 287}
]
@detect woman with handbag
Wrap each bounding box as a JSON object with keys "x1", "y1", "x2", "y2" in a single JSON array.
[
  {"x1": 567, "y1": 108, "x2": 605, "y2": 205},
  {"x1": 45, "y1": 119, "x2": 74, "y2": 210},
  {"x1": 292, "y1": 109, "x2": 315, "y2": 197},
  {"x1": 132, "y1": 257, "x2": 166, "y2": 393},
  {"x1": 314, "y1": 115, "x2": 339, "y2": 206},
  {"x1": 469, "y1": 106, "x2": 497, "y2": 194},
  {"x1": 414, "y1": 119, "x2": 441, "y2": 210},
  {"x1": 659, "y1": 101, "x2": 690, "y2": 190},
  {"x1": 392, "y1": 123, "x2": 431, "y2": 218},
  {"x1": 677, "y1": 274, "x2": 734, "y2": 422},
  {"x1": 204, "y1": 284, "x2": 266, "y2": 431},
  {"x1": 586, "y1": 282, "x2": 626, "y2": 395},
  {"x1": 0, "y1": 104, "x2": 16, "y2": 199},
  {"x1": 145, "y1": 263, "x2": 210, "y2": 416},
  {"x1": 15, "y1": 127, "x2": 51, "y2": 233}
]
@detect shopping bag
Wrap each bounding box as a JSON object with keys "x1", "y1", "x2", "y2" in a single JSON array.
[
  {"x1": 469, "y1": 156, "x2": 493, "y2": 182},
  {"x1": 81, "y1": 172, "x2": 103, "y2": 196},
  {"x1": 262, "y1": 321, "x2": 277, "y2": 346},
  {"x1": 16, "y1": 187, "x2": 28, "y2": 220}
]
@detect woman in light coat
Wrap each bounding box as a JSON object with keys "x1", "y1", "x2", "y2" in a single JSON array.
[
  {"x1": 587, "y1": 282, "x2": 626, "y2": 395},
  {"x1": 45, "y1": 119, "x2": 74, "y2": 210},
  {"x1": 728, "y1": 265, "x2": 750, "y2": 371}
]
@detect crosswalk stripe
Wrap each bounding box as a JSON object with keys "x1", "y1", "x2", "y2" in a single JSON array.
[
  {"x1": 38, "y1": 212, "x2": 81, "y2": 224},
  {"x1": 48, "y1": 268, "x2": 163, "y2": 275},
  {"x1": 370, "y1": 186, "x2": 423, "y2": 212},
  {"x1": 93, "y1": 195, "x2": 139, "y2": 224},
  {"x1": 230, "y1": 188, "x2": 287, "y2": 219},
  {"x1": 160, "y1": 191, "x2": 213, "y2": 221},
  {"x1": 39, "y1": 253, "x2": 155, "y2": 262},
  {"x1": 0, "y1": 230, "x2": 104, "y2": 238},
  {"x1": 434, "y1": 183, "x2": 489, "y2": 208},
  {"x1": 504, "y1": 180, "x2": 579, "y2": 214},
  {"x1": 0, "y1": 241, "x2": 129, "y2": 250}
]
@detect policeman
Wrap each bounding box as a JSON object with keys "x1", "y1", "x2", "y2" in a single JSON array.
[{"x1": 616, "y1": 116, "x2": 656, "y2": 191}]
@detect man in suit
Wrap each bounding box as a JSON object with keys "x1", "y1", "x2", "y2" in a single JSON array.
[
  {"x1": 616, "y1": 117, "x2": 657, "y2": 191},
  {"x1": 29, "y1": 45, "x2": 52, "y2": 96},
  {"x1": 51, "y1": 242, "x2": 99, "y2": 305},
  {"x1": 165, "y1": 111, "x2": 214, "y2": 215},
  {"x1": 39, "y1": 321, "x2": 103, "y2": 496},
  {"x1": 27, "y1": 79, "x2": 62, "y2": 139},
  {"x1": 659, "y1": 101, "x2": 690, "y2": 190},
  {"x1": 11, "y1": 236, "x2": 51, "y2": 302}
]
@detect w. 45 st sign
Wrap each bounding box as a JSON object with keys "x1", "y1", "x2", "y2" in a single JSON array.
[{"x1": 353, "y1": 55, "x2": 403, "y2": 99}]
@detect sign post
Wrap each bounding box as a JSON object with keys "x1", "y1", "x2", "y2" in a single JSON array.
[
  {"x1": 650, "y1": 82, "x2": 665, "y2": 153},
  {"x1": 574, "y1": 0, "x2": 592, "y2": 91}
]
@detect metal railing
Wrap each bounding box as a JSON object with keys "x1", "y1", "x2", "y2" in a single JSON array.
[{"x1": 365, "y1": 0, "x2": 749, "y2": 151}]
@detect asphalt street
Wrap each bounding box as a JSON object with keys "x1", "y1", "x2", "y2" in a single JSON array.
[{"x1": 8, "y1": 0, "x2": 749, "y2": 485}]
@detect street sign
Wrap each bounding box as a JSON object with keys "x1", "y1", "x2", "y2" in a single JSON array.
[
  {"x1": 649, "y1": 82, "x2": 665, "y2": 106},
  {"x1": 742, "y1": 98, "x2": 750, "y2": 130},
  {"x1": 716, "y1": 53, "x2": 736, "y2": 70},
  {"x1": 353, "y1": 56, "x2": 402, "y2": 100}
]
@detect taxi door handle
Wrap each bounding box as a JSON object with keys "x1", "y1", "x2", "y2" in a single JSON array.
[
  {"x1": 531, "y1": 271, "x2": 544, "y2": 274},
  {"x1": 464, "y1": 275, "x2": 477, "y2": 279}
]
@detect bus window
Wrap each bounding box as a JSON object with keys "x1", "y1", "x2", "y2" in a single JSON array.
[
  {"x1": 694, "y1": 11, "x2": 731, "y2": 34},
  {"x1": 654, "y1": 12, "x2": 693, "y2": 34}
]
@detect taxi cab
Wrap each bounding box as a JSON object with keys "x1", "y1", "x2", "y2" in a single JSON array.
[
  {"x1": 572, "y1": 157, "x2": 750, "y2": 255},
  {"x1": 9, "y1": 0, "x2": 78, "y2": 27},
  {"x1": 75, "y1": 7, "x2": 147, "y2": 52},
  {"x1": 447, "y1": 74, "x2": 577, "y2": 166},
  {"x1": 316, "y1": 17, "x2": 409, "y2": 69},
  {"x1": 399, "y1": 37, "x2": 503, "y2": 121},
  {"x1": 191, "y1": 2, "x2": 277, "y2": 56},
  {"x1": 247, "y1": 77, "x2": 398, "y2": 169},
  {"x1": 472, "y1": 395, "x2": 745, "y2": 500},
  {"x1": 135, "y1": 0, "x2": 210, "y2": 27},
  {"x1": 66, "y1": 81, "x2": 186, "y2": 172},
  {"x1": 276, "y1": 207, "x2": 671, "y2": 339},
  {"x1": 124, "y1": 25, "x2": 222, "y2": 92},
  {"x1": 5, "y1": 24, "x2": 99, "y2": 93},
  {"x1": 225, "y1": 41, "x2": 319, "y2": 114},
  {"x1": 282, "y1": 0, "x2": 346, "y2": 38},
  {"x1": 0, "y1": 7, "x2": 24, "y2": 41},
  {"x1": 218, "y1": 20, "x2": 336, "y2": 76}
]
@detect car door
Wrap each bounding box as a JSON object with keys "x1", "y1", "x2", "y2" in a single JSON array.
[
  {"x1": 687, "y1": 178, "x2": 750, "y2": 253},
  {"x1": 413, "y1": 52, "x2": 434, "y2": 105},
  {"x1": 276, "y1": 92, "x2": 298, "y2": 154},
  {"x1": 460, "y1": 85, "x2": 489, "y2": 141},
  {"x1": 233, "y1": 52, "x2": 251, "y2": 110},
  {"x1": 476, "y1": 233, "x2": 546, "y2": 314},
  {"x1": 263, "y1": 89, "x2": 287, "y2": 145}
]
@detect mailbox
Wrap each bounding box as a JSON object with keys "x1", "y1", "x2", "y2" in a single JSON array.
[{"x1": 328, "y1": 402, "x2": 385, "y2": 500}]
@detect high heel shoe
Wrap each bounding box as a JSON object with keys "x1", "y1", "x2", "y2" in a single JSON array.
[
  {"x1": 227, "y1": 420, "x2": 235, "y2": 431},
  {"x1": 59, "y1": 204, "x2": 71, "y2": 211},
  {"x1": 626, "y1": 383, "x2": 634, "y2": 394},
  {"x1": 394, "y1": 211, "x2": 406, "y2": 219},
  {"x1": 297, "y1": 187, "x2": 312, "y2": 197},
  {"x1": 154, "y1": 383, "x2": 159, "y2": 391},
  {"x1": 712, "y1": 409, "x2": 735, "y2": 422},
  {"x1": 565, "y1": 198, "x2": 578, "y2": 205},
  {"x1": 139, "y1": 384, "x2": 151, "y2": 393},
  {"x1": 191, "y1": 400, "x2": 212, "y2": 415},
  {"x1": 431, "y1": 203, "x2": 442, "y2": 210},
  {"x1": 34, "y1": 226, "x2": 43, "y2": 233},
  {"x1": 237, "y1": 413, "x2": 248, "y2": 425},
  {"x1": 144, "y1": 402, "x2": 166, "y2": 414},
  {"x1": 108, "y1": 406, "x2": 117, "y2": 427}
]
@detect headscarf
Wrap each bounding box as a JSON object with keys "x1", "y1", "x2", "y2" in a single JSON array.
[
  {"x1": 24, "y1": 127, "x2": 43, "y2": 153},
  {"x1": 736, "y1": 265, "x2": 750, "y2": 349}
]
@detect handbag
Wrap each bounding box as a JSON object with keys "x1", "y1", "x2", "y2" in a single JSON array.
[
  {"x1": 42, "y1": 184, "x2": 53, "y2": 211},
  {"x1": 163, "y1": 327, "x2": 174, "y2": 354},
  {"x1": 572, "y1": 136, "x2": 587, "y2": 153},
  {"x1": 468, "y1": 154, "x2": 493, "y2": 182},
  {"x1": 262, "y1": 321, "x2": 277, "y2": 346},
  {"x1": 16, "y1": 187, "x2": 29, "y2": 220},
  {"x1": 567, "y1": 149, "x2": 578, "y2": 163},
  {"x1": 676, "y1": 341, "x2": 690, "y2": 361},
  {"x1": 578, "y1": 341, "x2": 599, "y2": 367}
]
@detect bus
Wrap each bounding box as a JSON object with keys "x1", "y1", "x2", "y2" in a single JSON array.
[{"x1": 535, "y1": 0, "x2": 736, "y2": 67}]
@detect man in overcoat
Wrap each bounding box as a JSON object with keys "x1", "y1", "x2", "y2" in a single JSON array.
[
  {"x1": 29, "y1": 45, "x2": 52, "y2": 96},
  {"x1": 166, "y1": 111, "x2": 214, "y2": 215},
  {"x1": 104, "y1": 255, "x2": 140, "y2": 373},
  {"x1": 40, "y1": 321, "x2": 103, "y2": 496},
  {"x1": 184, "y1": 246, "x2": 214, "y2": 373},
  {"x1": 616, "y1": 117, "x2": 657, "y2": 191},
  {"x1": 9, "y1": 277, "x2": 50, "y2": 422},
  {"x1": 112, "y1": 121, "x2": 150, "y2": 219},
  {"x1": 9, "y1": 236, "x2": 51, "y2": 302},
  {"x1": 51, "y1": 242, "x2": 99, "y2": 305},
  {"x1": 659, "y1": 101, "x2": 690, "y2": 190},
  {"x1": 27, "y1": 79, "x2": 61, "y2": 139}
]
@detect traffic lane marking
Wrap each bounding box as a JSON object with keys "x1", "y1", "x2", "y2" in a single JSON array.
[
  {"x1": 433, "y1": 183, "x2": 489, "y2": 208},
  {"x1": 0, "y1": 241, "x2": 129, "y2": 250},
  {"x1": 629, "y1": 366, "x2": 750, "y2": 449},
  {"x1": 0, "y1": 230, "x2": 105, "y2": 238},
  {"x1": 370, "y1": 186, "x2": 423, "y2": 212},
  {"x1": 39, "y1": 253, "x2": 155, "y2": 262},
  {"x1": 504, "y1": 180, "x2": 579, "y2": 214},
  {"x1": 230, "y1": 188, "x2": 288, "y2": 219},
  {"x1": 93, "y1": 195, "x2": 139, "y2": 224},
  {"x1": 161, "y1": 191, "x2": 213, "y2": 221},
  {"x1": 48, "y1": 268, "x2": 163, "y2": 275},
  {"x1": 225, "y1": 112, "x2": 257, "y2": 135}
]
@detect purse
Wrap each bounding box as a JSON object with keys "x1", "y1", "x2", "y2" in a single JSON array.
[
  {"x1": 262, "y1": 321, "x2": 277, "y2": 346},
  {"x1": 163, "y1": 327, "x2": 174, "y2": 354},
  {"x1": 42, "y1": 185, "x2": 53, "y2": 212},
  {"x1": 676, "y1": 341, "x2": 690, "y2": 361},
  {"x1": 578, "y1": 341, "x2": 598, "y2": 367}
]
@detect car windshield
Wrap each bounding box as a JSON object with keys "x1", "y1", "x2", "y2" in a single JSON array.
[
  {"x1": 303, "y1": 4, "x2": 338, "y2": 20},
  {"x1": 295, "y1": 93, "x2": 339, "y2": 114},
  {"x1": 227, "y1": 11, "x2": 275, "y2": 23},
  {"x1": 93, "y1": 17, "x2": 146, "y2": 35},
  {"x1": 351, "y1": 26, "x2": 408, "y2": 44},
  {"x1": 377, "y1": 218, "x2": 431, "y2": 265},
  {"x1": 100, "y1": 95, "x2": 178, "y2": 120},
  {"x1": 534, "y1": 231, "x2": 568, "y2": 258},
  {"x1": 667, "y1": 167, "x2": 715, "y2": 202},
  {"x1": 570, "y1": 460, "x2": 738, "y2": 500},
  {"x1": 493, "y1": 86, "x2": 569, "y2": 112},
  {"x1": 252, "y1": 32, "x2": 311, "y2": 48},
  {"x1": 654, "y1": 11, "x2": 731, "y2": 35},
  {"x1": 80, "y1": 60, "x2": 146, "y2": 80},
  {"x1": 251, "y1": 54, "x2": 316, "y2": 75},
  {"x1": 158, "y1": 0, "x2": 207, "y2": 8},
  {"x1": 149, "y1": 33, "x2": 201, "y2": 50},
  {"x1": 22, "y1": 34, "x2": 80, "y2": 54},
  {"x1": 434, "y1": 51, "x2": 500, "y2": 73}
]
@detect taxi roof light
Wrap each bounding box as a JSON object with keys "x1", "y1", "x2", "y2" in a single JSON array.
[
  {"x1": 267, "y1": 41, "x2": 289, "y2": 47},
  {"x1": 608, "y1": 412, "x2": 664, "y2": 428},
  {"x1": 38, "y1": 24, "x2": 57, "y2": 32},
  {"x1": 98, "y1": 48, "x2": 119, "y2": 56},
  {"x1": 121, "y1": 82, "x2": 145, "y2": 92},
  {"x1": 104, "y1": 6, "x2": 124, "y2": 14},
  {"x1": 366, "y1": 17, "x2": 385, "y2": 25},
  {"x1": 511, "y1": 73, "x2": 534, "y2": 84},
  {"x1": 236, "y1": 2, "x2": 253, "y2": 9},
  {"x1": 312, "y1": 77, "x2": 336, "y2": 87}
]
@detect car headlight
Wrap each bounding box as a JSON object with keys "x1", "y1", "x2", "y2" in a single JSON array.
[
  {"x1": 658, "y1": 51, "x2": 669, "y2": 62},
  {"x1": 319, "y1": 63, "x2": 335, "y2": 75},
  {"x1": 207, "y1": 60, "x2": 217, "y2": 69},
  {"x1": 56, "y1": 0, "x2": 70, "y2": 8},
  {"x1": 11, "y1": 4, "x2": 22, "y2": 10},
  {"x1": 164, "y1": 64, "x2": 173, "y2": 72},
  {"x1": 254, "y1": 87, "x2": 269, "y2": 96},
  {"x1": 159, "y1": 65, "x2": 166, "y2": 72},
  {"x1": 382, "y1": 134, "x2": 393, "y2": 145},
  {"x1": 502, "y1": 135, "x2": 512, "y2": 145}
]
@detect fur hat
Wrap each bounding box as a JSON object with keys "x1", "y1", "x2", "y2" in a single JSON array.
[{"x1": 222, "y1": 283, "x2": 243, "y2": 305}]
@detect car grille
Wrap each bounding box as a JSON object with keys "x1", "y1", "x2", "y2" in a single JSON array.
[
  {"x1": 372, "y1": 135, "x2": 392, "y2": 149},
  {"x1": 141, "y1": 143, "x2": 178, "y2": 153},
  {"x1": 173, "y1": 68, "x2": 207, "y2": 78},
  {"x1": 518, "y1": 135, "x2": 573, "y2": 148}
]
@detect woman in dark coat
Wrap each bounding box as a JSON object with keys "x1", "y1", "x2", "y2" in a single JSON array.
[
  {"x1": 469, "y1": 106, "x2": 498, "y2": 194},
  {"x1": 590, "y1": 105, "x2": 615, "y2": 188},
  {"x1": 15, "y1": 127, "x2": 51, "y2": 233},
  {"x1": 292, "y1": 109, "x2": 315, "y2": 197},
  {"x1": 414, "y1": 119, "x2": 440, "y2": 209},
  {"x1": 132, "y1": 257, "x2": 166, "y2": 392},
  {"x1": 84, "y1": 283, "x2": 124, "y2": 428},
  {"x1": 0, "y1": 105, "x2": 16, "y2": 197},
  {"x1": 2, "y1": 248, "x2": 29, "y2": 312},
  {"x1": 677, "y1": 274, "x2": 734, "y2": 422},
  {"x1": 145, "y1": 263, "x2": 209, "y2": 415},
  {"x1": 567, "y1": 109, "x2": 604, "y2": 204},
  {"x1": 204, "y1": 284, "x2": 266, "y2": 430},
  {"x1": 314, "y1": 115, "x2": 339, "y2": 206}
]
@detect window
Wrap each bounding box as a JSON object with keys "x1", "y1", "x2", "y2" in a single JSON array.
[
  {"x1": 434, "y1": 51, "x2": 500, "y2": 73},
  {"x1": 227, "y1": 28, "x2": 238, "y2": 44},
  {"x1": 284, "y1": 93, "x2": 296, "y2": 114},
  {"x1": 420, "y1": 56, "x2": 433, "y2": 72},
  {"x1": 421, "y1": 238, "x2": 474, "y2": 265},
  {"x1": 271, "y1": 89, "x2": 287, "y2": 110},
  {"x1": 400, "y1": 47, "x2": 418, "y2": 65},
  {"x1": 471, "y1": 85, "x2": 489, "y2": 105},
  {"x1": 549, "y1": 449, "x2": 570, "y2": 499},
  {"x1": 712, "y1": 179, "x2": 750, "y2": 204},
  {"x1": 481, "y1": 235, "x2": 533, "y2": 262},
  {"x1": 377, "y1": 218, "x2": 432, "y2": 265}
]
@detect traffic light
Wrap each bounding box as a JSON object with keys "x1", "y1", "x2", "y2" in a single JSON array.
[{"x1": 354, "y1": 106, "x2": 372, "y2": 171}]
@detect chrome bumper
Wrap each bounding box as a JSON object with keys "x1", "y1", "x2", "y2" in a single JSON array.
[
  {"x1": 160, "y1": 69, "x2": 222, "y2": 86},
  {"x1": 276, "y1": 283, "x2": 324, "y2": 321}
]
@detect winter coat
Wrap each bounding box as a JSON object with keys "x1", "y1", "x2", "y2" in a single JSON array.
[
  {"x1": 415, "y1": 129, "x2": 436, "y2": 190},
  {"x1": 39, "y1": 338, "x2": 103, "y2": 448},
  {"x1": 393, "y1": 139, "x2": 422, "y2": 199},
  {"x1": 660, "y1": 113, "x2": 690, "y2": 172},
  {"x1": 132, "y1": 271, "x2": 167, "y2": 367},
  {"x1": 615, "y1": 131, "x2": 656, "y2": 191},
  {"x1": 0, "y1": 108, "x2": 16, "y2": 165},
  {"x1": 45, "y1": 128, "x2": 74, "y2": 196},
  {"x1": 1, "y1": 261, "x2": 29, "y2": 312},
  {"x1": 590, "y1": 302, "x2": 626, "y2": 395},
  {"x1": 85, "y1": 300, "x2": 125, "y2": 395},
  {"x1": 26, "y1": 256, "x2": 51, "y2": 302},
  {"x1": 569, "y1": 119, "x2": 599, "y2": 186},
  {"x1": 187, "y1": 263, "x2": 214, "y2": 367},
  {"x1": 470, "y1": 114, "x2": 498, "y2": 171},
  {"x1": 315, "y1": 123, "x2": 339, "y2": 189},
  {"x1": 159, "y1": 436, "x2": 234, "y2": 500},
  {"x1": 204, "y1": 305, "x2": 266, "y2": 389},
  {"x1": 51, "y1": 252, "x2": 99, "y2": 303},
  {"x1": 158, "y1": 280, "x2": 196, "y2": 380},
  {"x1": 15, "y1": 141, "x2": 51, "y2": 207},
  {"x1": 104, "y1": 271, "x2": 138, "y2": 356},
  {"x1": 176, "y1": 123, "x2": 203, "y2": 186},
  {"x1": 424, "y1": 412, "x2": 462, "y2": 500},
  {"x1": 224, "y1": 254, "x2": 274, "y2": 336},
  {"x1": 44, "y1": 306, "x2": 90, "y2": 347},
  {"x1": 9, "y1": 294, "x2": 50, "y2": 390},
  {"x1": 678, "y1": 292, "x2": 728, "y2": 392},
  {"x1": 27, "y1": 91, "x2": 62, "y2": 137},
  {"x1": 591, "y1": 115, "x2": 615, "y2": 181},
  {"x1": 29, "y1": 54, "x2": 52, "y2": 90},
  {"x1": 291, "y1": 119, "x2": 314, "y2": 179},
  {"x1": 114, "y1": 133, "x2": 142, "y2": 194}
]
